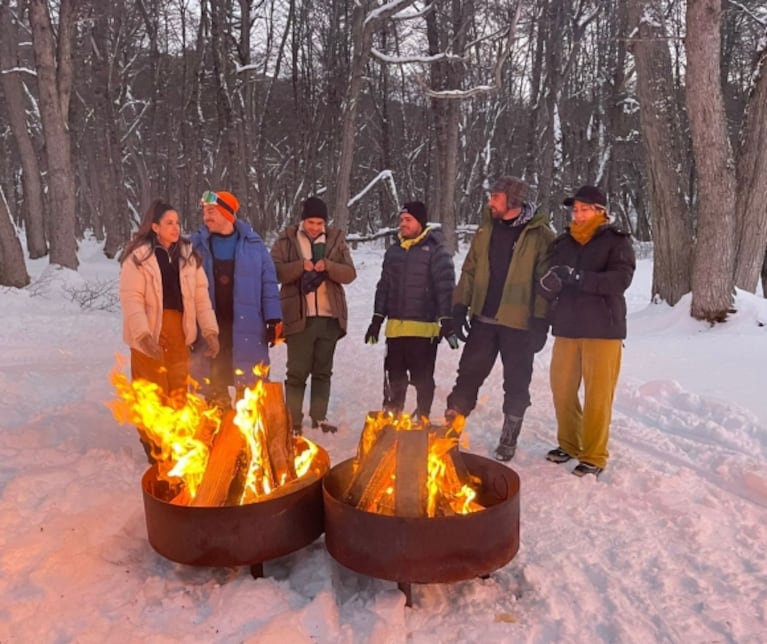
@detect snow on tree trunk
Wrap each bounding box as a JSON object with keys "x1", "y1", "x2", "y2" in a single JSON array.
[
  {"x1": 733, "y1": 43, "x2": 767, "y2": 293},
  {"x1": 628, "y1": 0, "x2": 693, "y2": 306},
  {"x1": 0, "y1": 187, "x2": 30, "y2": 288},
  {"x1": 685, "y1": 0, "x2": 736, "y2": 322},
  {"x1": 0, "y1": 5, "x2": 48, "y2": 260},
  {"x1": 28, "y1": 0, "x2": 79, "y2": 270}
]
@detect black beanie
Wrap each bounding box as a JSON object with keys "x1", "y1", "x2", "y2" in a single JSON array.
[
  {"x1": 301, "y1": 196, "x2": 328, "y2": 221},
  {"x1": 401, "y1": 201, "x2": 428, "y2": 229}
]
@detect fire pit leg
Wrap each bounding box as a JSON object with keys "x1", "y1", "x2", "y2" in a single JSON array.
[
  {"x1": 250, "y1": 563, "x2": 264, "y2": 579},
  {"x1": 397, "y1": 582, "x2": 413, "y2": 607}
]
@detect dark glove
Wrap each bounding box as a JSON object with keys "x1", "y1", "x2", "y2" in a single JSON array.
[
  {"x1": 540, "y1": 266, "x2": 564, "y2": 297},
  {"x1": 365, "y1": 315, "x2": 384, "y2": 345},
  {"x1": 265, "y1": 319, "x2": 282, "y2": 347},
  {"x1": 554, "y1": 265, "x2": 582, "y2": 287},
  {"x1": 529, "y1": 318, "x2": 549, "y2": 353},
  {"x1": 137, "y1": 333, "x2": 163, "y2": 360},
  {"x1": 301, "y1": 269, "x2": 326, "y2": 294},
  {"x1": 452, "y1": 304, "x2": 471, "y2": 342},
  {"x1": 540, "y1": 265, "x2": 582, "y2": 297},
  {"x1": 439, "y1": 317, "x2": 459, "y2": 349}
]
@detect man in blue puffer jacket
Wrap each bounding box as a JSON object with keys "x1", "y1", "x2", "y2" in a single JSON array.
[{"x1": 191, "y1": 190, "x2": 282, "y2": 405}]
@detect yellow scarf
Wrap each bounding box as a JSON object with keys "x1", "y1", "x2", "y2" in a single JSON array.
[
  {"x1": 398, "y1": 226, "x2": 430, "y2": 249},
  {"x1": 570, "y1": 213, "x2": 608, "y2": 245}
]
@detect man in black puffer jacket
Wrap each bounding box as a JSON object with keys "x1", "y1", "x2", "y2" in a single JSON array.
[
  {"x1": 539, "y1": 185, "x2": 635, "y2": 477},
  {"x1": 364, "y1": 202, "x2": 458, "y2": 420}
]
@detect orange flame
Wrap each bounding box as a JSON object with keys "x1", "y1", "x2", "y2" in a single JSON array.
[
  {"x1": 354, "y1": 410, "x2": 482, "y2": 517},
  {"x1": 107, "y1": 365, "x2": 217, "y2": 497},
  {"x1": 108, "y1": 359, "x2": 322, "y2": 505}
]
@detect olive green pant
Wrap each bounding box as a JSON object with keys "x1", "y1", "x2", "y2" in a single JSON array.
[
  {"x1": 285, "y1": 317, "x2": 341, "y2": 427},
  {"x1": 550, "y1": 337, "x2": 622, "y2": 469}
]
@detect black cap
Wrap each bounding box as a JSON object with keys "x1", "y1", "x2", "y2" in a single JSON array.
[
  {"x1": 401, "y1": 201, "x2": 428, "y2": 229},
  {"x1": 563, "y1": 185, "x2": 607, "y2": 208},
  {"x1": 301, "y1": 196, "x2": 328, "y2": 221}
]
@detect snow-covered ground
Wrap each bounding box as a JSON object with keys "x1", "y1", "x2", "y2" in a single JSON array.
[{"x1": 1, "y1": 237, "x2": 766, "y2": 643}]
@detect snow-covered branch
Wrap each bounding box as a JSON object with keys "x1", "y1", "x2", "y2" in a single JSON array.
[
  {"x1": 0, "y1": 66, "x2": 37, "y2": 77},
  {"x1": 725, "y1": 0, "x2": 767, "y2": 26},
  {"x1": 418, "y1": 3, "x2": 522, "y2": 100},
  {"x1": 348, "y1": 169, "x2": 399, "y2": 210},
  {"x1": 364, "y1": 0, "x2": 420, "y2": 28},
  {"x1": 370, "y1": 48, "x2": 465, "y2": 65}
]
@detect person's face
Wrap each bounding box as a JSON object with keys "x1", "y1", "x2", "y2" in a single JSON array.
[
  {"x1": 488, "y1": 192, "x2": 518, "y2": 219},
  {"x1": 151, "y1": 209, "x2": 180, "y2": 248},
  {"x1": 398, "y1": 212, "x2": 422, "y2": 239},
  {"x1": 571, "y1": 200, "x2": 601, "y2": 225},
  {"x1": 303, "y1": 217, "x2": 325, "y2": 238},
  {"x1": 202, "y1": 204, "x2": 233, "y2": 234}
]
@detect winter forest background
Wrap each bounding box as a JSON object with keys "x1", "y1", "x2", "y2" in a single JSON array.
[{"x1": 1, "y1": 0, "x2": 767, "y2": 320}]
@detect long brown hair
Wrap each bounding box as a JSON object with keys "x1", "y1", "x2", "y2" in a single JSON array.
[{"x1": 120, "y1": 199, "x2": 199, "y2": 266}]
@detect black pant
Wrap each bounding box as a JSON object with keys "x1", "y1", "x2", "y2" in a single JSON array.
[
  {"x1": 447, "y1": 318, "x2": 534, "y2": 417},
  {"x1": 383, "y1": 337, "x2": 438, "y2": 417}
]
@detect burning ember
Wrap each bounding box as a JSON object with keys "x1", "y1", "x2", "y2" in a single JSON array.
[
  {"x1": 108, "y1": 361, "x2": 322, "y2": 507},
  {"x1": 342, "y1": 411, "x2": 484, "y2": 517}
]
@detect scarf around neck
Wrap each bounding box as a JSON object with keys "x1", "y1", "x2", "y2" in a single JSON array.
[{"x1": 570, "y1": 212, "x2": 608, "y2": 245}]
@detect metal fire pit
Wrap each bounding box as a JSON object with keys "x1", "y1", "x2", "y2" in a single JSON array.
[
  {"x1": 323, "y1": 452, "x2": 520, "y2": 605},
  {"x1": 141, "y1": 443, "x2": 330, "y2": 577}
]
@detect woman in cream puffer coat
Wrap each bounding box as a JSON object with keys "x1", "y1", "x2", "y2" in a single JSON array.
[{"x1": 120, "y1": 199, "x2": 219, "y2": 398}]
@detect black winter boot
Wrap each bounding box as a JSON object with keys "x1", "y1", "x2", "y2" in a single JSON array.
[{"x1": 494, "y1": 414, "x2": 523, "y2": 461}]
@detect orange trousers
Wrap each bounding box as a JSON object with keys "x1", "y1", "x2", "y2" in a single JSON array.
[
  {"x1": 130, "y1": 309, "x2": 189, "y2": 397},
  {"x1": 550, "y1": 337, "x2": 622, "y2": 469}
]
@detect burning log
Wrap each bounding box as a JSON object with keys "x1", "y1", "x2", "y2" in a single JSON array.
[
  {"x1": 110, "y1": 361, "x2": 325, "y2": 510},
  {"x1": 191, "y1": 410, "x2": 245, "y2": 506},
  {"x1": 343, "y1": 423, "x2": 397, "y2": 507},
  {"x1": 176, "y1": 381, "x2": 302, "y2": 507},
  {"x1": 262, "y1": 381, "x2": 296, "y2": 484},
  {"x1": 342, "y1": 413, "x2": 483, "y2": 518},
  {"x1": 394, "y1": 429, "x2": 429, "y2": 517}
]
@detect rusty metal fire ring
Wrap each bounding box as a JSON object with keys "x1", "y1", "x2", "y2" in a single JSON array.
[
  {"x1": 141, "y1": 445, "x2": 330, "y2": 569},
  {"x1": 322, "y1": 452, "x2": 520, "y2": 584}
]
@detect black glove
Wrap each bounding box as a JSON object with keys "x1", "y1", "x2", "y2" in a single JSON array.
[
  {"x1": 365, "y1": 315, "x2": 384, "y2": 345},
  {"x1": 529, "y1": 317, "x2": 549, "y2": 353},
  {"x1": 265, "y1": 319, "x2": 282, "y2": 347},
  {"x1": 540, "y1": 266, "x2": 564, "y2": 297},
  {"x1": 452, "y1": 304, "x2": 471, "y2": 342},
  {"x1": 301, "y1": 269, "x2": 326, "y2": 293},
  {"x1": 554, "y1": 265, "x2": 582, "y2": 287},
  {"x1": 439, "y1": 318, "x2": 460, "y2": 349},
  {"x1": 540, "y1": 265, "x2": 582, "y2": 297}
]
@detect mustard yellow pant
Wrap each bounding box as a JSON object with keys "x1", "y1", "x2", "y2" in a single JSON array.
[
  {"x1": 550, "y1": 337, "x2": 622, "y2": 469},
  {"x1": 131, "y1": 309, "x2": 189, "y2": 397}
]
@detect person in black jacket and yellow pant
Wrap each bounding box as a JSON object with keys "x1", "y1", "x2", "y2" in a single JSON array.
[
  {"x1": 365, "y1": 201, "x2": 458, "y2": 421},
  {"x1": 540, "y1": 185, "x2": 635, "y2": 477}
]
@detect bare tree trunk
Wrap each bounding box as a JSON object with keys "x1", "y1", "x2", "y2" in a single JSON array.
[
  {"x1": 210, "y1": 1, "x2": 242, "y2": 196},
  {"x1": 333, "y1": 0, "x2": 374, "y2": 233},
  {"x1": 0, "y1": 2, "x2": 48, "y2": 259},
  {"x1": 761, "y1": 249, "x2": 767, "y2": 298},
  {"x1": 333, "y1": 0, "x2": 418, "y2": 232},
  {"x1": 733, "y1": 41, "x2": 767, "y2": 292},
  {"x1": 28, "y1": 0, "x2": 79, "y2": 270},
  {"x1": 90, "y1": 3, "x2": 129, "y2": 259},
  {"x1": 524, "y1": 0, "x2": 546, "y2": 188},
  {"x1": 426, "y1": 2, "x2": 463, "y2": 252},
  {"x1": 0, "y1": 187, "x2": 30, "y2": 287},
  {"x1": 686, "y1": 0, "x2": 736, "y2": 322},
  {"x1": 628, "y1": 0, "x2": 692, "y2": 305}
]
